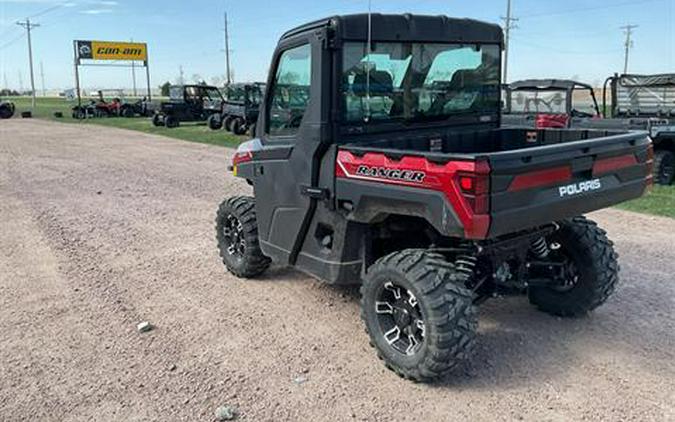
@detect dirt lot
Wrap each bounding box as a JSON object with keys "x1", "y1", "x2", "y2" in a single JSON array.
[{"x1": 1, "y1": 119, "x2": 673, "y2": 422}]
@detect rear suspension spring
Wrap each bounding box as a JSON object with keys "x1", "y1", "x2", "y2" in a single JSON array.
[{"x1": 530, "y1": 237, "x2": 550, "y2": 258}]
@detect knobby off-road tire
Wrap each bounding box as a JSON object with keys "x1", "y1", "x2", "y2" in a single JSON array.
[
  {"x1": 232, "y1": 118, "x2": 246, "y2": 135},
  {"x1": 208, "y1": 114, "x2": 223, "y2": 130},
  {"x1": 164, "y1": 115, "x2": 179, "y2": 128},
  {"x1": 216, "y1": 196, "x2": 271, "y2": 278},
  {"x1": 224, "y1": 115, "x2": 235, "y2": 132},
  {"x1": 654, "y1": 150, "x2": 675, "y2": 185},
  {"x1": 528, "y1": 216, "x2": 619, "y2": 317},
  {"x1": 248, "y1": 122, "x2": 257, "y2": 138},
  {"x1": 152, "y1": 114, "x2": 164, "y2": 127},
  {"x1": 360, "y1": 249, "x2": 477, "y2": 382}
]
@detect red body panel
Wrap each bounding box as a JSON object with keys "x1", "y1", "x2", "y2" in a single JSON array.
[
  {"x1": 536, "y1": 113, "x2": 570, "y2": 129},
  {"x1": 336, "y1": 150, "x2": 490, "y2": 239}
]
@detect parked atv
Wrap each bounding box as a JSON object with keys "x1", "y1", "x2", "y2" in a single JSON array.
[
  {"x1": 72, "y1": 100, "x2": 98, "y2": 119},
  {"x1": 0, "y1": 100, "x2": 15, "y2": 119},
  {"x1": 120, "y1": 97, "x2": 156, "y2": 118},
  {"x1": 208, "y1": 83, "x2": 265, "y2": 136},
  {"x1": 215, "y1": 14, "x2": 652, "y2": 383},
  {"x1": 153, "y1": 84, "x2": 223, "y2": 128}
]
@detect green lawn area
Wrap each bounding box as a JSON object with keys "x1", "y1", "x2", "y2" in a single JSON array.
[
  {"x1": 616, "y1": 185, "x2": 675, "y2": 219},
  {"x1": 8, "y1": 96, "x2": 245, "y2": 148}
]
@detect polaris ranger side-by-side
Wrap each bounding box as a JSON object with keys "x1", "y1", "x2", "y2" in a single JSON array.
[{"x1": 215, "y1": 14, "x2": 652, "y2": 382}]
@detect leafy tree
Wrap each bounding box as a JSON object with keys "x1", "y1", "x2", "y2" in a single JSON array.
[{"x1": 159, "y1": 81, "x2": 171, "y2": 97}]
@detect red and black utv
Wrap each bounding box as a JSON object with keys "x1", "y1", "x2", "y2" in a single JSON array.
[{"x1": 215, "y1": 14, "x2": 652, "y2": 382}]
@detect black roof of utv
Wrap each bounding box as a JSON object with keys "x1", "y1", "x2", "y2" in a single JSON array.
[
  {"x1": 281, "y1": 13, "x2": 503, "y2": 44},
  {"x1": 509, "y1": 79, "x2": 594, "y2": 91}
]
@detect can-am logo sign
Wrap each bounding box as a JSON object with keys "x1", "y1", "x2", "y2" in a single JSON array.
[
  {"x1": 558, "y1": 179, "x2": 602, "y2": 197},
  {"x1": 76, "y1": 40, "x2": 148, "y2": 61}
]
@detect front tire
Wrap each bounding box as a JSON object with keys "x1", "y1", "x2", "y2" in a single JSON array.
[
  {"x1": 208, "y1": 113, "x2": 223, "y2": 130},
  {"x1": 164, "y1": 115, "x2": 179, "y2": 128},
  {"x1": 654, "y1": 150, "x2": 675, "y2": 185},
  {"x1": 361, "y1": 250, "x2": 477, "y2": 382},
  {"x1": 216, "y1": 196, "x2": 271, "y2": 278},
  {"x1": 528, "y1": 217, "x2": 619, "y2": 317}
]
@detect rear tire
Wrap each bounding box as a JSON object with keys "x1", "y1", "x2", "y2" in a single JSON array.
[
  {"x1": 152, "y1": 114, "x2": 164, "y2": 127},
  {"x1": 208, "y1": 113, "x2": 223, "y2": 130},
  {"x1": 0, "y1": 106, "x2": 13, "y2": 119},
  {"x1": 121, "y1": 107, "x2": 134, "y2": 118},
  {"x1": 216, "y1": 196, "x2": 271, "y2": 278},
  {"x1": 654, "y1": 149, "x2": 675, "y2": 185},
  {"x1": 232, "y1": 118, "x2": 246, "y2": 135},
  {"x1": 248, "y1": 122, "x2": 257, "y2": 138},
  {"x1": 360, "y1": 249, "x2": 477, "y2": 382},
  {"x1": 164, "y1": 115, "x2": 179, "y2": 128},
  {"x1": 224, "y1": 115, "x2": 235, "y2": 132},
  {"x1": 528, "y1": 217, "x2": 619, "y2": 317}
]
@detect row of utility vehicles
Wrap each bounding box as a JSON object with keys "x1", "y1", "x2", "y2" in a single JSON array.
[
  {"x1": 503, "y1": 74, "x2": 675, "y2": 185},
  {"x1": 151, "y1": 83, "x2": 263, "y2": 136},
  {"x1": 214, "y1": 14, "x2": 653, "y2": 382}
]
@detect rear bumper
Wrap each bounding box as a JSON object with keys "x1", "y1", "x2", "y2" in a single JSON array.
[{"x1": 488, "y1": 174, "x2": 650, "y2": 237}]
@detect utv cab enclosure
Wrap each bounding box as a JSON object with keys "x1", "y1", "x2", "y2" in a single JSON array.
[
  {"x1": 216, "y1": 14, "x2": 652, "y2": 382},
  {"x1": 502, "y1": 79, "x2": 601, "y2": 128}
]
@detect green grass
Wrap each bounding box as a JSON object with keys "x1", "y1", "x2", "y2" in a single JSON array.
[
  {"x1": 8, "y1": 96, "x2": 245, "y2": 148},
  {"x1": 616, "y1": 185, "x2": 675, "y2": 219}
]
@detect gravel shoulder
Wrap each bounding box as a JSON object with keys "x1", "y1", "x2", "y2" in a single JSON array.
[{"x1": 1, "y1": 119, "x2": 674, "y2": 421}]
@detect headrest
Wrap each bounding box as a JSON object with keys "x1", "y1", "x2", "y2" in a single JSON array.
[{"x1": 351, "y1": 70, "x2": 394, "y2": 97}]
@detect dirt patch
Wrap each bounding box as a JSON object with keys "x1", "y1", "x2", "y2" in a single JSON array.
[{"x1": 1, "y1": 119, "x2": 673, "y2": 421}]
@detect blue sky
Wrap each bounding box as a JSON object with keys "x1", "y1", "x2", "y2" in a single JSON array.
[{"x1": 1, "y1": 0, "x2": 673, "y2": 91}]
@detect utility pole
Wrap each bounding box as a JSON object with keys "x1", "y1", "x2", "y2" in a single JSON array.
[
  {"x1": 224, "y1": 12, "x2": 231, "y2": 85},
  {"x1": 130, "y1": 38, "x2": 137, "y2": 96},
  {"x1": 40, "y1": 61, "x2": 46, "y2": 97},
  {"x1": 621, "y1": 24, "x2": 638, "y2": 74},
  {"x1": 178, "y1": 65, "x2": 185, "y2": 85},
  {"x1": 16, "y1": 18, "x2": 40, "y2": 109},
  {"x1": 2, "y1": 72, "x2": 8, "y2": 92},
  {"x1": 18, "y1": 71, "x2": 24, "y2": 92},
  {"x1": 501, "y1": 0, "x2": 518, "y2": 84}
]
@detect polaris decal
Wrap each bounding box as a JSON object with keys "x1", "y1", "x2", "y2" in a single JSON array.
[
  {"x1": 356, "y1": 165, "x2": 426, "y2": 183},
  {"x1": 558, "y1": 179, "x2": 602, "y2": 197}
]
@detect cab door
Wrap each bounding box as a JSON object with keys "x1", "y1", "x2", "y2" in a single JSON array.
[{"x1": 251, "y1": 30, "x2": 328, "y2": 265}]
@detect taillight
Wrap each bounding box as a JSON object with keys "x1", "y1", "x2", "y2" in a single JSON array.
[
  {"x1": 231, "y1": 151, "x2": 252, "y2": 176},
  {"x1": 455, "y1": 160, "x2": 490, "y2": 215}
]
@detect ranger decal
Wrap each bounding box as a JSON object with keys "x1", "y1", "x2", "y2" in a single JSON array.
[{"x1": 356, "y1": 165, "x2": 426, "y2": 183}]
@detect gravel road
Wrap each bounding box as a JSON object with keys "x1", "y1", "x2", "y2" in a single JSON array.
[{"x1": 1, "y1": 119, "x2": 673, "y2": 421}]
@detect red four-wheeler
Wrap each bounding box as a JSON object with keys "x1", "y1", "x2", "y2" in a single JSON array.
[{"x1": 215, "y1": 14, "x2": 653, "y2": 382}]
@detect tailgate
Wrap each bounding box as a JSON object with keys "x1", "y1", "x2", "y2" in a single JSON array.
[{"x1": 488, "y1": 131, "x2": 652, "y2": 237}]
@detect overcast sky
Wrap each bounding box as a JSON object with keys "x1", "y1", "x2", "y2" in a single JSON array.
[{"x1": 1, "y1": 0, "x2": 674, "y2": 91}]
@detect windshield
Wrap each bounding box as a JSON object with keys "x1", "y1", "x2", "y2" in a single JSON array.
[
  {"x1": 342, "y1": 42, "x2": 500, "y2": 124},
  {"x1": 509, "y1": 89, "x2": 567, "y2": 114}
]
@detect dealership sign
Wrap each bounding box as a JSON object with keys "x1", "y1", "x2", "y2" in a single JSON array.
[{"x1": 75, "y1": 40, "x2": 148, "y2": 61}]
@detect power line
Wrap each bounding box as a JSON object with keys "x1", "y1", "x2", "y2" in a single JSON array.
[
  {"x1": 0, "y1": 32, "x2": 26, "y2": 51},
  {"x1": 621, "y1": 24, "x2": 638, "y2": 74},
  {"x1": 16, "y1": 18, "x2": 40, "y2": 109}
]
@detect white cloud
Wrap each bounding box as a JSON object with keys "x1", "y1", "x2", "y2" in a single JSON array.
[{"x1": 79, "y1": 8, "x2": 113, "y2": 15}]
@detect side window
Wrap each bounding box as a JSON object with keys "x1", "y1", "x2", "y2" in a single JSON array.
[{"x1": 267, "y1": 44, "x2": 312, "y2": 137}]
